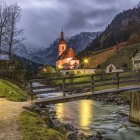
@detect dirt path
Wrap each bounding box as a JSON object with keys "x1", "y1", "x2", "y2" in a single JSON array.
[{"x1": 0, "y1": 98, "x2": 29, "y2": 140}]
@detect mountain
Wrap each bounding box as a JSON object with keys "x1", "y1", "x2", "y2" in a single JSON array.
[
  {"x1": 28, "y1": 32, "x2": 100, "y2": 65},
  {"x1": 84, "y1": 6, "x2": 140, "y2": 53}
]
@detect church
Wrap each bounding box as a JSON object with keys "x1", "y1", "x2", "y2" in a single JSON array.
[{"x1": 56, "y1": 31, "x2": 80, "y2": 69}]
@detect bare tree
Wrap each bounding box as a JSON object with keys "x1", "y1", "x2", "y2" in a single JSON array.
[
  {"x1": 3, "y1": 4, "x2": 24, "y2": 56},
  {"x1": 0, "y1": 1, "x2": 10, "y2": 50}
]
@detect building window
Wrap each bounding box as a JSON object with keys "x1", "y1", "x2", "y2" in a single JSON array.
[{"x1": 62, "y1": 46, "x2": 64, "y2": 50}]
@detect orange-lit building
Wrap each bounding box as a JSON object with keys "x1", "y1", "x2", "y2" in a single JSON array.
[{"x1": 56, "y1": 31, "x2": 80, "y2": 69}]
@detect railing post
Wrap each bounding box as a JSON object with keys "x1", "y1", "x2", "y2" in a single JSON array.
[
  {"x1": 91, "y1": 75, "x2": 95, "y2": 93},
  {"x1": 63, "y1": 78, "x2": 66, "y2": 97},
  {"x1": 116, "y1": 72, "x2": 120, "y2": 89},
  {"x1": 139, "y1": 70, "x2": 140, "y2": 83},
  {"x1": 29, "y1": 81, "x2": 34, "y2": 100}
]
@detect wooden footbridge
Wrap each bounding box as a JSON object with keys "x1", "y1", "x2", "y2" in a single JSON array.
[
  {"x1": 28, "y1": 71, "x2": 140, "y2": 104},
  {"x1": 28, "y1": 71, "x2": 140, "y2": 123}
]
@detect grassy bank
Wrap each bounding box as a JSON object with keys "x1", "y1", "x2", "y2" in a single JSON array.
[
  {"x1": 101, "y1": 43, "x2": 140, "y2": 68},
  {"x1": 19, "y1": 110, "x2": 66, "y2": 140},
  {"x1": 0, "y1": 79, "x2": 27, "y2": 101}
]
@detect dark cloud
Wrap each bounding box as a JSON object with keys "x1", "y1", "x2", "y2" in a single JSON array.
[{"x1": 5, "y1": 0, "x2": 140, "y2": 49}]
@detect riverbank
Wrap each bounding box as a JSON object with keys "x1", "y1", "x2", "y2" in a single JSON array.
[
  {"x1": 92, "y1": 92, "x2": 131, "y2": 105},
  {"x1": 24, "y1": 104, "x2": 102, "y2": 140},
  {"x1": 19, "y1": 110, "x2": 66, "y2": 140}
]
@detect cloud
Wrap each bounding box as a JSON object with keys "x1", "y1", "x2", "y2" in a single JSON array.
[{"x1": 5, "y1": 0, "x2": 140, "y2": 49}]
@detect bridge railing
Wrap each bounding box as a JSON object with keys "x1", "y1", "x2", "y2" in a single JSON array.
[{"x1": 28, "y1": 71, "x2": 140, "y2": 99}]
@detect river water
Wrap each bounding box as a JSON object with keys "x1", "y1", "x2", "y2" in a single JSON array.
[
  {"x1": 33, "y1": 83, "x2": 140, "y2": 140},
  {"x1": 53, "y1": 100, "x2": 140, "y2": 140}
]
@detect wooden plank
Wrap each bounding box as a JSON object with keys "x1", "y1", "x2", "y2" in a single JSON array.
[
  {"x1": 119, "y1": 75, "x2": 140, "y2": 79},
  {"x1": 64, "y1": 85, "x2": 92, "y2": 91},
  {"x1": 32, "y1": 86, "x2": 48, "y2": 90},
  {"x1": 94, "y1": 78, "x2": 117, "y2": 83},
  {"x1": 94, "y1": 82, "x2": 117, "y2": 87},
  {"x1": 33, "y1": 86, "x2": 140, "y2": 105},
  {"x1": 119, "y1": 80, "x2": 139, "y2": 84},
  {"x1": 32, "y1": 89, "x2": 61, "y2": 95},
  {"x1": 65, "y1": 80, "x2": 92, "y2": 86}
]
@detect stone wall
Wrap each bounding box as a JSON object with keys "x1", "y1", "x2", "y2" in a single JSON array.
[{"x1": 60, "y1": 69, "x2": 97, "y2": 75}]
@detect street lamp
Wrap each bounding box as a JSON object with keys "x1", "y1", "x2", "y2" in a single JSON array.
[
  {"x1": 83, "y1": 58, "x2": 89, "y2": 74},
  {"x1": 84, "y1": 59, "x2": 89, "y2": 64}
]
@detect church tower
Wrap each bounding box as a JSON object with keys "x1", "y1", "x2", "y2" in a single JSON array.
[{"x1": 58, "y1": 30, "x2": 66, "y2": 56}]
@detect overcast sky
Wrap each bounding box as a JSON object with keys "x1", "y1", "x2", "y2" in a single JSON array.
[{"x1": 5, "y1": 0, "x2": 140, "y2": 50}]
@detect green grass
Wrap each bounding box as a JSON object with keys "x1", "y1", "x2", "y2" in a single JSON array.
[
  {"x1": 19, "y1": 110, "x2": 87, "y2": 140},
  {"x1": 101, "y1": 43, "x2": 140, "y2": 68},
  {"x1": 19, "y1": 110, "x2": 66, "y2": 140},
  {"x1": 0, "y1": 79, "x2": 27, "y2": 102}
]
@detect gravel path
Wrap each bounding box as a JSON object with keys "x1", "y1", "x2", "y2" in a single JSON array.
[{"x1": 0, "y1": 98, "x2": 29, "y2": 140}]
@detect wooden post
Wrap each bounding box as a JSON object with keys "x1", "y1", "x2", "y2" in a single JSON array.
[
  {"x1": 116, "y1": 72, "x2": 120, "y2": 89},
  {"x1": 91, "y1": 75, "x2": 95, "y2": 93},
  {"x1": 29, "y1": 81, "x2": 34, "y2": 100},
  {"x1": 139, "y1": 70, "x2": 140, "y2": 83},
  {"x1": 129, "y1": 92, "x2": 140, "y2": 123},
  {"x1": 63, "y1": 78, "x2": 66, "y2": 97}
]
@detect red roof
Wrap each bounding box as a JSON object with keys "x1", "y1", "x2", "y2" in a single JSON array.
[{"x1": 57, "y1": 48, "x2": 76, "y2": 60}]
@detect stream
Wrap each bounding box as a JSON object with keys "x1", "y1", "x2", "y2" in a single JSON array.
[{"x1": 33, "y1": 82, "x2": 140, "y2": 140}]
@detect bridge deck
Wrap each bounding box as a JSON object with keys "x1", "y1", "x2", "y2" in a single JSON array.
[{"x1": 33, "y1": 85, "x2": 140, "y2": 105}]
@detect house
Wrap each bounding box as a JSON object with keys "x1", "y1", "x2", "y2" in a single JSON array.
[
  {"x1": 0, "y1": 51, "x2": 11, "y2": 73},
  {"x1": 106, "y1": 64, "x2": 124, "y2": 73},
  {"x1": 132, "y1": 51, "x2": 140, "y2": 71},
  {"x1": 56, "y1": 31, "x2": 80, "y2": 69}
]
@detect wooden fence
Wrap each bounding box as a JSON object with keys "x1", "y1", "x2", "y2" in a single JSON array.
[{"x1": 29, "y1": 71, "x2": 140, "y2": 100}]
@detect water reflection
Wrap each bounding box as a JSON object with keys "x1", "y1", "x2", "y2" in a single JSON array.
[
  {"x1": 56, "y1": 100, "x2": 93, "y2": 129},
  {"x1": 56, "y1": 103, "x2": 64, "y2": 122},
  {"x1": 79, "y1": 100, "x2": 93, "y2": 129}
]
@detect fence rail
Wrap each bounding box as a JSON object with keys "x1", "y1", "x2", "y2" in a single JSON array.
[{"x1": 29, "y1": 71, "x2": 140, "y2": 100}]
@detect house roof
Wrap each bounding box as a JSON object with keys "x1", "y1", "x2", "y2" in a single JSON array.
[
  {"x1": 57, "y1": 48, "x2": 76, "y2": 61},
  {"x1": 71, "y1": 56, "x2": 79, "y2": 60},
  {"x1": 106, "y1": 64, "x2": 116, "y2": 69},
  {"x1": 133, "y1": 51, "x2": 140, "y2": 60}
]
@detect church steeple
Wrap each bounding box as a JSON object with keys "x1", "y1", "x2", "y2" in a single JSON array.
[
  {"x1": 58, "y1": 30, "x2": 67, "y2": 56},
  {"x1": 61, "y1": 30, "x2": 64, "y2": 40}
]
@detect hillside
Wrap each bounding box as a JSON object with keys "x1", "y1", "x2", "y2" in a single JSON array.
[
  {"x1": 87, "y1": 43, "x2": 140, "y2": 69},
  {"x1": 101, "y1": 43, "x2": 140, "y2": 69},
  {"x1": 87, "y1": 48, "x2": 117, "y2": 68},
  {"x1": 84, "y1": 6, "x2": 140, "y2": 53}
]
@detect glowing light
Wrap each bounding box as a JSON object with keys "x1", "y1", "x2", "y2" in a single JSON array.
[
  {"x1": 80, "y1": 100, "x2": 92, "y2": 128},
  {"x1": 84, "y1": 58, "x2": 89, "y2": 64},
  {"x1": 56, "y1": 103, "x2": 64, "y2": 122},
  {"x1": 58, "y1": 65, "x2": 62, "y2": 69},
  {"x1": 43, "y1": 68, "x2": 46, "y2": 72}
]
